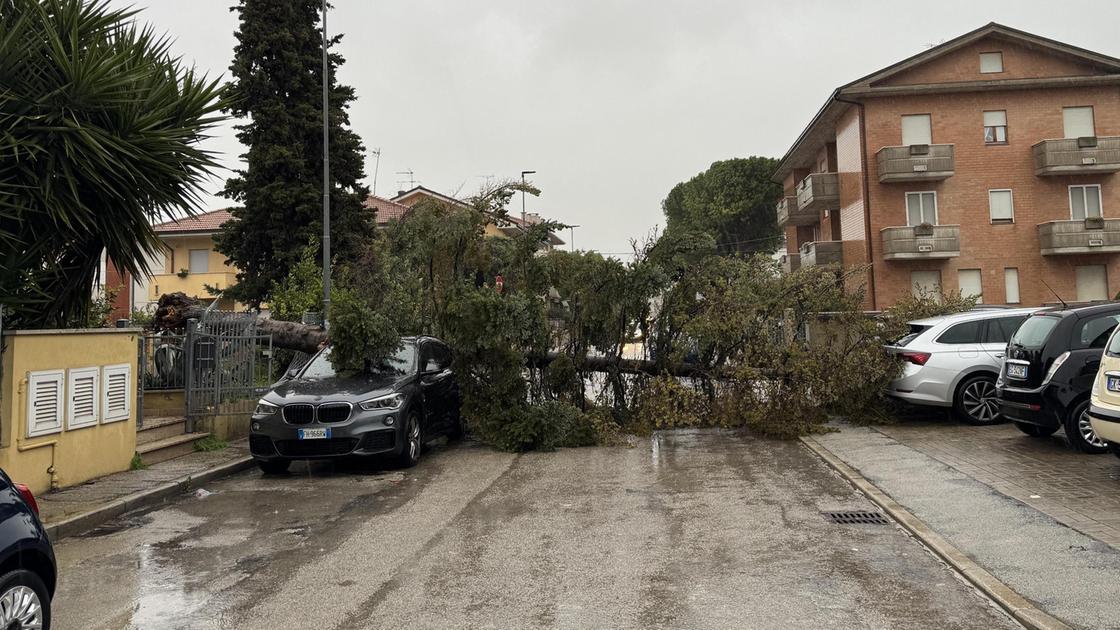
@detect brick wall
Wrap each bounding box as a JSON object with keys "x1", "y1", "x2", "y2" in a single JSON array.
[
  {"x1": 863, "y1": 85, "x2": 1120, "y2": 306},
  {"x1": 103, "y1": 262, "x2": 131, "y2": 322},
  {"x1": 878, "y1": 37, "x2": 1104, "y2": 87}
]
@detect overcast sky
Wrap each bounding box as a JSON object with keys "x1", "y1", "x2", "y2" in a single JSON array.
[{"x1": 112, "y1": 0, "x2": 1120, "y2": 257}]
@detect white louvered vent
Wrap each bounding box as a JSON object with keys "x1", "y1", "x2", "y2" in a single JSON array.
[
  {"x1": 27, "y1": 370, "x2": 65, "y2": 437},
  {"x1": 67, "y1": 367, "x2": 100, "y2": 430},
  {"x1": 102, "y1": 364, "x2": 131, "y2": 423}
]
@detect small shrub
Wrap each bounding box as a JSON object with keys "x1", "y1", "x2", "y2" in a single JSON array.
[
  {"x1": 129, "y1": 453, "x2": 147, "y2": 470},
  {"x1": 193, "y1": 435, "x2": 228, "y2": 452}
]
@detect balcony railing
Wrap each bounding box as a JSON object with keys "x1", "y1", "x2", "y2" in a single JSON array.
[
  {"x1": 1032, "y1": 137, "x2": 1120, "y2": 176},
  {"x1": 799, "y1": 240, "x2": 843, "y2": 267},
  {"x1": 780, "y1": 252, "x2": 801, "y2": 274},
  {"x1": 149, "y1": 271, "x2": 238, "y2": 301},
  {"x1": 880, "y1": 225, "x2": 960, "y2": 260},
  {"x1": 796, "y1": 173, "x2": 840, "y2": 214},
  {"x1": 775, "y1": 195, "x2": 817, "y2": 227},
  {"x1": 876, "y1": 144, "x2": 955, "y2": 183},
  {"x1": 1038, "y1": 218, "x2": 1120, "y2": 255}
]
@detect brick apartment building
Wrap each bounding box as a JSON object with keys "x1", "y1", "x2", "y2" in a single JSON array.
[{"x1": 773, "y1": 23, "x2": 1120, "y2": 310}]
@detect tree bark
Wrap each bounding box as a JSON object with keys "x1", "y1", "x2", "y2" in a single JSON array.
[{"x1": 152, "y1": 292, "x2": 327, "y2": 354}]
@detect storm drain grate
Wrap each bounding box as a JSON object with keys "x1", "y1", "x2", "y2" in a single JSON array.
[{"x1": 823, "y1": 510, "x2": 891, "y2": 525}]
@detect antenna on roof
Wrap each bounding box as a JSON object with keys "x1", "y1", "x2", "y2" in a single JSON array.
[
  {"x1": 395, "y1": 169, "x2": 416, "y2": 190},
  {"x1": 370, "y1": 148, "x2": 381, "y2": 196},
  {"x1": 1040, "y1": 277, "x2": 1068, "y2": 309}
]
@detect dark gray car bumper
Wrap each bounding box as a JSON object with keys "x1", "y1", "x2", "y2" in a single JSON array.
[{"x1": 249, "y1": 408, "x2": 403, "y2": 460}]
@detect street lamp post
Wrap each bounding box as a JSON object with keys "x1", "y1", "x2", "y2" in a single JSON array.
[
  {"x1": 320, "y1": 0, "x2": 331, "y2": 328},
  {"x1": 520, "y1": 170, "x2": 535, "y2": 224}
]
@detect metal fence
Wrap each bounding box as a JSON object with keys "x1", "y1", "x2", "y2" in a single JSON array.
[
  {"x1": 139, "y1": 332, "x2": 187, "y2": 391},
  {"x1": 183, "y1": 311, "x2": 273, "y2": 432}
]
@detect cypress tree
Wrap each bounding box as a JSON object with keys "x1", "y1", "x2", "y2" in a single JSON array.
[{"x1": 217, "y1": 0, "x2": 372, "y2": 307}]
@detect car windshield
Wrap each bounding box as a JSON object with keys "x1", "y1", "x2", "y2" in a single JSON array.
[
  {"x1": 300, "y1": 342, "x2": 416, "y2": 380},
  {"x1": 1009, "y1": 315, "x2": 1060, "y2": 349}
]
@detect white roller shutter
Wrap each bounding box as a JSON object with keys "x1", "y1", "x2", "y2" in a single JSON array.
[
  {"x1": 902, "y1": 114, "x2": 932, "y2": 146},
  {"x1": 102, "y1": 364, "x2": 132, "y2": 423},
  {"x1": 27, "y1": 370, "x2": 64, "y2": 437},
  {"x1": 959, "y1": 270, "x2": 983, "y2": 303},
  {"x1": 1076, "y1": 265, "x2": 1108, "y2": 302},
  {"x1": 1063, "y1": 107, "x2": 1095, "y2": 138},
  {"x1": 67, "y1": 367, "x2": 100, "y2": 430}
]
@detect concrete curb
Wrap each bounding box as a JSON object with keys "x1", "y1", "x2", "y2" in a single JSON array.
[
  {"x1": 800, "y1": 435, "x2": 1073, "y2": 630},
  {"x1": 43, "y1": 456, "x2": 255, "y2": 542}
]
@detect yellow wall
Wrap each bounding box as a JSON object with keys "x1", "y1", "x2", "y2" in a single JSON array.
[
  {"x1": 148, "y1": 233, "x2": 240, "y2": 310},
  {"x1": 0, "y1": 329, "x2": 139, "y2": 494}
]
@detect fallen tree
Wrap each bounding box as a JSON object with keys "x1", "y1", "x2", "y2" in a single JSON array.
[{"x1": 151, "y1": 292, "x2": 327, "y2": 354}]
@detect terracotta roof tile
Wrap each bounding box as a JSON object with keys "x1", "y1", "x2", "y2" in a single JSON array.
[
  {"x1": 152, "y1": 208, "x2": 233, "y2": 234},
  {"x1": 364, "y1": 195, "x2": 411, "y2": 225}
]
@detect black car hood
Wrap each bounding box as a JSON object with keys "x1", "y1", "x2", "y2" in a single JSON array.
[{"x1": 265, "y1": 372, "x2": 410, "y2": 403}]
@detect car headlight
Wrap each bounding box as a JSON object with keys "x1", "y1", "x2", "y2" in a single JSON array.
[
  {"x1": 360, "y1": 393, "x2": 406, "y2": 411},
  {"x1": 254, "y1": 400, "x2": 279, "y2": 415}
]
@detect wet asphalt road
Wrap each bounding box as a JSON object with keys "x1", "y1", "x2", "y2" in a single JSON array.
[{"x1": 52, "y1": 430, "x2": 1018, "y2": 629}]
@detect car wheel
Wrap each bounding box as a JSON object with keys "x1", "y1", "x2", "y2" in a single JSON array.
[
  {"x1": 396, "y1": 411, "x2": 422, "y2": 468},
  {"x1": 1014, "y1": 421, "x2": 1058, "y2": 437},
  {"x1": 954, "y1": 375, "x2": 1002, "y2": 425},
  {"x1": 0, "y1": 569, "x2": 51, "y2": 630},
  {"x1": 1064, "y1": 400, "x2": 1110, "y2": 454},
  {"x1": 256, "y1": 459, "x2": 290, "y2": 475}
]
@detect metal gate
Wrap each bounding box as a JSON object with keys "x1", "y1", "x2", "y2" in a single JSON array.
[{"x1": 183, "y1": 310, "x2": 273, "y2": 431}]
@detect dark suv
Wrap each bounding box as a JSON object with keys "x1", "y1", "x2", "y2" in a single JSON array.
[
  {"x1": 250, "y1": 336, "x2": 462, "y2": 473},
  {"x1": 0, "y1": 469, "x2": 56, "y2": 629},
  {"x1": 997, "y1": 303, "x2": 1120, "y2": 453}
]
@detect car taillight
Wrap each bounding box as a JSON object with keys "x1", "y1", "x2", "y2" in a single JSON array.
[
  {"x1": 900, "y1": 351, "x2": 931, "y2": 366},
  {"x1": 14, "y1": 483, "x2": 38, "y2": 517}
]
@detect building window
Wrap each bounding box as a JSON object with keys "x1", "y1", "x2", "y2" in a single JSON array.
[
  {"x1": 959, "y1": 269, "x2": 983, "y2": 304},
  {"x1": 1076, "y1": 265, "x2": 1108, "y2": 302},
  {"x1": 188, "y1": 249, "x2": 209, "y2": 274},
  {"x1": 979, "y1": 52, "x2": 1004, "y2": 73},
  {"x1": 1070, "y1": 184, "x2": 1103, "y2": 220},
  {"x1": 1063, "y1": 106, "x2": 1095, "y2": 138},
  {"x1": 901, "y1": 114, "x2": 932, "y2": 146},
  {"x1": 988, "y1": 189, "x2": 1014, "y2": 223},
  {"x1": 983, "y1": 110, "x2": 1007, "y2": 144},
  {"x1": 906, "y1": 191, "x2": 938, "y2": 226},
  {"x1": 1004, "y1": 268, "x2": 1020, "y2": 304},
  {"x1": 911, "y1": 270, "x2": 942, "y2": 300}
]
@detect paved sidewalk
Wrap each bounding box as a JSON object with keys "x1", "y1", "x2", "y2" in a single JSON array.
[
  {"x1": 875, "y1": 416, "x2": 1120, "y2": 549},
  {"x1": 813, "y1": 425, "x2": 1120, "y2": 630},
  {"x1": 39, "y1": 439, "x2": 252, "y2": 539}
]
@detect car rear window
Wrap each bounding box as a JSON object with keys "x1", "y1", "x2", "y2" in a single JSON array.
[
  {"x1": 1009, "y1": 315, "x2": 1060, "y2": 349},
  {"x1": 892, "y1": 324, "x2": 932, "y2": 347},
  {"x1": 936, "y1": 320, "x2": 982, "y2": 344},
  {"x1": 983, "y1": 316, "x2": 1028, "y2": 344}
]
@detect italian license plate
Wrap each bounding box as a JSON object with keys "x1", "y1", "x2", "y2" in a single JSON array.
[
  {"x1": 1007, "y1": 364, "x2": 1028, "y2": 379},
  {"x1": 298, "y1": 427, "x2": 331, "y2": 440},
  {"x1": 1108, "y1": 376, "x2": 1120, "y2": 393}
]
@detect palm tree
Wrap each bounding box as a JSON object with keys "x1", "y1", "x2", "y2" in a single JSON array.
[{"x1": 0, "y1": 0, "x2": 227, "y2": 327}]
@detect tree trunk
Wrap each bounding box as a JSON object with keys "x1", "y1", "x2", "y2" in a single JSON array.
[{"x1": 152, "y1": 292, "x2": 327, "y2": 354}]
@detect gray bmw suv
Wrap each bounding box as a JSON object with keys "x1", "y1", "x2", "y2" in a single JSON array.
[{"x1": 249, "y1": 336, "x2": 462, "y2": 473}]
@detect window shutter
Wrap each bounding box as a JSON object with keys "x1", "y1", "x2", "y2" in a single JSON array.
[
  {"x1": 102, "y1": 364, "x2": 132, "y2": 423},
  {"x1": 67, "y1": 367, "x2": 100, "y2": 430},
  {"x1": 989, "y1": 190, "x2": 1014, "y2": 221},
  {"x1": 901, "y1": 115, "x2": 932, "y2": 145},
  {"x1": 1004, "y1": 268, "x2": 1020, "y2": 304},
  {"x1": 1063, "y1": 107, "x2": 1095, "y2": 138},
  {"x1": 983, "y1": 111, "x2": 1007, "y2": 127},
  {"x1": 27, "y1": 370, "x2": 64, "y2": 438},
  {"x1": 959, "y1": 270, "x2": 983, "y2": 304},
  {"x1": 979, "y1": 52, "x2": 1003, "y2": 73},
  {"x1": 910, "y1": 270, "x2": 942, "y2": 299},
  {"x1": 1076, "y1": 265, "x2": 1108, "y2": 302}
]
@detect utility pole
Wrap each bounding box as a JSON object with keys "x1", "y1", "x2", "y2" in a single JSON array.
[
  {"x1": 370, "y1": 148, "x2": 381, "y2": 197},
  {"x1": 320, "y1": 0, "x2": 331, "y2": 328},
  {"x1": 520, "y1": 170, "x2": 535, "y2": 223},
  {"x1": 568, "y1": 225, "x2": 580, "y2": 252}
]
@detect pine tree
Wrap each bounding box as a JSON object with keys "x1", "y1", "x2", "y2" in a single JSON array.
[{"x1": 217, "y1": 0, "x2": 372, "y2": 307}]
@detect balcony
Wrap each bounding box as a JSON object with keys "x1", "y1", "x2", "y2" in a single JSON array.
[
  {"x1": 1038, "y1": 218, "x2": 1120, "y2": 255},
  {"x1": 1032, "y1": 137, "x2": 1120, "y2": 176},
  {"x1": 149, "y1": 271, "x2": 238, "y2": 301},
  {"x1": 876, "y1": 144, "x2": 955, "y2": 183},
  {"x1": 780, "y1": 252, "x2": 801, "y2": 274},
  {"x1": 799, "y1": 241, "x2": 843, "y2": 267},
  {"x1": 795, "y1": 173, "x2": 840, "y2": 215},
  {"x1": 775, "y1": 196, "x2": 817, "y2": 227},
  {"x1": 880, "y1": 225, "x2": 960, "y2": 260}
]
